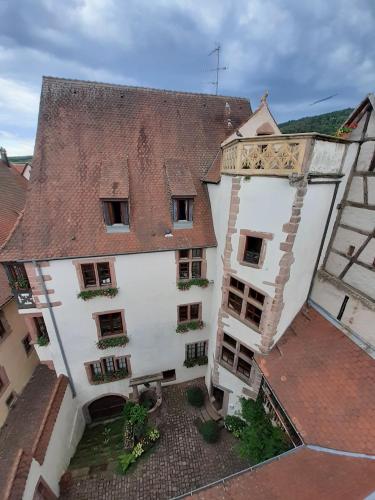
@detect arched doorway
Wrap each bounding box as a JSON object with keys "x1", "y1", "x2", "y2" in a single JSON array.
[{"x1": 87, "y1": 394, "x2": 126, "y2": 422}]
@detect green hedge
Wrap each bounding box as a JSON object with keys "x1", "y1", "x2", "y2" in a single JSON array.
[
  {"x1": 199, "y1": 420, "x2": 220, "y2": 443},
  {"x1": 176, "y1": 320, "x2": 204, "y2": 333},
  {"x1": 177, "y1": 279, "x2": 209, "y2": 290},
  {"x1": 183, "y1": 355, "x2": 208, "y2": 368},
  {"x1": 186, "y1": 387, "x2": 204, "y2": 407}
]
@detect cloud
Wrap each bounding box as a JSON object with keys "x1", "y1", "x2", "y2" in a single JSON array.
[{"x1": 0, "y1": 0, "x2": 374, "y2": 150}]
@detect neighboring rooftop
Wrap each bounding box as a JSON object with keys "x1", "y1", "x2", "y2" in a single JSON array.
[
  {"x1": 8, "y1": 156, "x2": 33, "y2": 165},
  {"x1": 0, "y1": 365, "x2": 59, "y2": 494},
  {"x1": 189, "y1": 447, "x2": 375, "y2": 500},
  {"x1": 0, "y1": 77, "x2": 251, "y2": 261},
  {"x1": 256, "y1": 307, "x2": 375, "y2": 454},
  {"x1": 0, "y1": 159, "x2": 28, "y2": 305}
]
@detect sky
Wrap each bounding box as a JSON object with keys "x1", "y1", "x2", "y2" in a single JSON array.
[{"x1": 0, "y1": 0, "x2": 374, "y2": 155}]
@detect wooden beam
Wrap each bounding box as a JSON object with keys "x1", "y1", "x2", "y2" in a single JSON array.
[
  {"x1": 338, "y1": 229, "x2": 375, "y2": 279},
  {"x1": 331, "y1": 248, "x2": 375, "y2": 273},
  {"x1": 345, "y1": 201, "x2": 375, "y2": 210},
  {"x1": 339, "y1": 223, "x2": 371, "y2": 236}
]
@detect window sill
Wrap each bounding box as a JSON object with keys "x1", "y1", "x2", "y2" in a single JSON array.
[
  {"x1": 90, "y1": 370, "x2": 129, "y2": 385},
  {"x1": 97, "y1": 335, "x2": 129, "y2": 349},
  {"x1": 239, "y1": 260, "x2": 262, "y2": 269},
  {"x1": 173, "y1": 221, "x2": 193, "y2": 229},
  {"x1": 219, "y1": 361, "x2": 251, "y2": 386},
  {"x1": 105, "y1": 225, "x2": 130, "y2": 233}
]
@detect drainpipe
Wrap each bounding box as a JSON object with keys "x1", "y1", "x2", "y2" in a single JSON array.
[
  {"x1": 306, "y1": 181, "x2": 340, "y2": 300},
  {"x1": 34, "y1": 260, "x2": 76, "y2": 397}
]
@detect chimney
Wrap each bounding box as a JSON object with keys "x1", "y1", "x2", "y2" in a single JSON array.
[{"x1": 0, "y1": 147, "x2": 10, "y2": 167}]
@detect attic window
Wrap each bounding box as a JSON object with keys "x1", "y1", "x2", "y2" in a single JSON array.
[
  {"x1": 102, "y1": 200, "x2": 129, "y2": 232},
  {"x1": 173, "y1": 198, "x2": 193, "y2": 228}
]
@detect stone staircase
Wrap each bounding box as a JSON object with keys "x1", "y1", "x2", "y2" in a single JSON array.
[{"x1": 199, "y1": 398, "x2": 222, "y2": 425}]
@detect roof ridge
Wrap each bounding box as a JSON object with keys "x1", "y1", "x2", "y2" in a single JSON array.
[{"x1": 42, "y1": 76, "x2": 250, "y2": 101}]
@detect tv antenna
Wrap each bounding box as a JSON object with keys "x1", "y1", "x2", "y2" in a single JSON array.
[{"x1": 208, "y1": 43, "x2": 227, "y2": 95}]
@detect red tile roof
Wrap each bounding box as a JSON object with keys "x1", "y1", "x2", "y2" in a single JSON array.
[
  {"x1": 0, "y1": 77, "x2": 251, "y2": 261},
  {"x1": 190, "y1": 447, "x2": 375, "y2": 500},
  {"x1": 0, "y1": 366, "x2": 63, "y2": 496},
  {"x1": 202, "y1": 151, "x2": 222, "y2": 184},
  {"x1": 165, "y1": 160, "x2": 197, "y2": 197},
  {"x1": 256, "y1": 307, "x2": 375, "y2": 454},
  {"x1": 0, "y1": 160, "x2": 28, "y2": 305}
]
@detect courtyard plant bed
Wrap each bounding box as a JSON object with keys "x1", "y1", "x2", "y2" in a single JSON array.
[
  {"x1": 224, "y1": 398, "x2": 292, "y2": 464},
  {"x1": 176, "y1": 320, "x2": 204, "y2": 333},
  {"x1": 77, "y1": 287, "x2": 119, "y2": 301},
  {"x1": 177, "y1": 279, "x2": 209, "y2": 290},
  {"x1": 37, "y1": 335, "x2": 50, "y2": 346},
  {"x1": 118, "y1": 402, "x2": 160, "y2": 474},
  {"x1": 92, "y1": 368, "x2": 129, "y2": 384},
  {"x1": 96, "y1": 335, "x2": 129, "y2": 349},
  {"x1": 186, "y1": 386, "x2": 204, "y2": 407},
  {"x1": 183, "y1": 355, "x2": 208, "y2": 368}
]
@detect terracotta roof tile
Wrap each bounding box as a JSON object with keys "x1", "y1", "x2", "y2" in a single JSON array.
[
  {"x1": 256, "y1": 308, "x2": 375, "y2": 454},
  {"x1": 165, "y1": 160, "x2": 197, "y2": 197},
  {"x1": 0, "y1": 77, "x2": 251, "y2": 261},
  {"x1": 202, "y1": 150, "x2": 222, "y2": 184},
  {"x1": 190, "y1": 447, "x2": 375, "y2": 500},
  {"x1": 99, "y1": 157, "x2": 129, "y2": 199}
]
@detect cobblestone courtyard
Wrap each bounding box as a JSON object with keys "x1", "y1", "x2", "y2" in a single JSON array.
[{"x1": 61, "y1": 378, "x2": 250, "y2": 499}]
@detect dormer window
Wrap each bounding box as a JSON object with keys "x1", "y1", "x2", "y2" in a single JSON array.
[
  {"x1": 173, "y1": 198, "x2": 193, "y2": 228},
  {"x1": 102, "y1": 199, "x2": 129, "y2": 232}
]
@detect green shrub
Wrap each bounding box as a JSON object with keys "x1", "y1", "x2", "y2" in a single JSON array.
[
  {"x1": 77, "y1": 287, "x2": 119, "y2": 300},
  {"x1": 186, "y1": 387, "x2": 204, "y2": 407},
  {"x1": 199, "y1": 420, "x2": 220, "y2": 443},
  {"x1": 118, "y1": 452, "x2": 135, "y2": 473},
  {"x1": 176, "y1": 320, "x2": 204, "y2": 333},
  {"x1": 183, "y1": 355, "x2": 208, "y2": 368},
  {"x1": 96, "y1": 335, "x2": 129, "y2": 349},
  {"x1": 224, "y1": 415, "x2": 246, "y2": 438},
  {"x1": 177, "y1": 279, "x2": 209, "y2": 290},
  {"x1": 37, "y1": 335, "x2": 49, "y2": 346}
]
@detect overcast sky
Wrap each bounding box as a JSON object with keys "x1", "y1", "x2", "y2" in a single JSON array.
[{"x1": 0, "y1": 0, "x2": 374, "y2": 155}]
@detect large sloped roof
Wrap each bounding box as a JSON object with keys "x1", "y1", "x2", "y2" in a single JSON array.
[
  {"x1": 256, "y1": 307, "x2": 375, "y2": 454},
  {"x1": 190, "y1": 447, "x2": 375, "y2": 500},
  {"x1": 0, "y1": 77, "x2": 251, "y2": 261}
]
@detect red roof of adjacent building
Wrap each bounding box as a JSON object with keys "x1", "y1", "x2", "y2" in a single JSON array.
[
  {"x1": 0, "y1": 77, "x2": 251, "y2": 261},
  {"x1": 256, "y1": 308, "x2": 375, "y2": 455},
  {"x1": 0, "y1": 160, "x2": 28, "y2": 305},
  {"x1": 190, "y1": 447, "x2": 375, "y2": 500}
]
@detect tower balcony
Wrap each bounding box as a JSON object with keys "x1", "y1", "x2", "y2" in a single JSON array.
[{"x1": 221, "y1": 134, "x2": 349, "y2": 177}]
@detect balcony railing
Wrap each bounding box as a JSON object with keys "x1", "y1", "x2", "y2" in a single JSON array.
[
  {"x1": 221, "y1": 136, "x2": 308, "y2": 176},
  {"x1": 13, "y1": 289, "x2": 36, "y2": 309}
]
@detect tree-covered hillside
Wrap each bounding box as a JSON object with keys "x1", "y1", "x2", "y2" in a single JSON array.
[{"x1": 279, "y1": 108, "x2": 354, "y2": 136}]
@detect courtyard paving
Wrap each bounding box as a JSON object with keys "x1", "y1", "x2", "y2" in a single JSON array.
[{"x1": 60, "y1": 378, "x2": 250, "y2": 499}]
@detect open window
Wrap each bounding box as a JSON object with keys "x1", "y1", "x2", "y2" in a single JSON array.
[
  {"x1": 173, "y1": 198, "x2": 193, "y2": 228},
  {"x1": 238, "y1": 230, "x2": 272, "y2": 269},
  {"x1": 102, "y1": 199, "x2": 129, "y2": 232}
]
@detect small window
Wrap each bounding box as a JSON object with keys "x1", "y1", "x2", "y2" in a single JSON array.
[
  {"x1": 223, "y1": 333, "x2": 236, "y2": 348},
  {"x1": 103, "y1": 200, "x2": 129, "y2": 226},
  {"x1": 82, "y1": 264, "x2": 96, "y2": 287},
  {"x1": 178, "y1": 303, "x2": 201, "y2": 323},
  {"x1": 245, "y1": 303, "x2": 262, "y2": 326},
  {"x1": 221, "y1": 346, "x2": 235, "y2": 366},
  {"x1": 5, "y1": 392, "x2": 16, "y2": 408},
  {"x1": 249, "y1": 288, "x2": 265, "y2": 305},
  {"x1": 173, "y1": 198, "x2": 193, "y2": 223},
  {"x1": 228, "y1": 292, "x2": 243, "y2": 315},
  {"x1": 240, "y1": 344, "x2": 254, "y2": 359},
  {"x1": 226, "y1": 275, "x2": 266, "y2": 330},
  {"x1": 34, "y1": 317, "x2": 49, "y2": 341},
  {"x1": 347, "y1": 245, "x2": 355, "y2": 257},
  {"x1": 104, "y1": 357, "x2": 115, "y2": 373},
  {"x1": 116, "y1": 357, "x2": 128, "y2": 371},
  {"x1": 177, "y1": 249, "x2": 205, "y2": 281},
  {"x1": 80, "y1": 262, "x2": 113, "y2": 289},
  {"x1": 162, "y1": 369, "x2": 176, "y2": 381},
  {"x1": 186, "y1": 341, "x2": 207, "y2": 360},
  {"x1": 98, "y1": 312, "x2": 123, "y2": 337},
  {"x1": 244, "y1": 236, "x2": 263, "y2": 265},
  {"x1": 237, "y1": 358, "x2": 252, "y2": 378},
  {"x1": 91, "y1": 362, "x2": 103, "y2": 378},
  {"x1": 230, "y1": 277, "x2": 245, "y2": 293},
  {"x1": 22, "y1": 334, "x2": 32, "y2": 355}
]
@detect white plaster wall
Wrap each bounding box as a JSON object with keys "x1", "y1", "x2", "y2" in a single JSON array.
[
  {"x1": 311, "y1": 277, "x2": 375, "y2": 349},
  {"x1": 217, "y1": 365, "x2": 247, "y2": 415},
  {"x1": 333, "y1": 227, "x2": 367, "y2": 255},
  {"x1": 345, "y1": 264, "x2": 375, "y2": 300},
  {"x1": 347, "y1": 177, "x2": 364, "y2": 203},
  {"x1": 36, "y1": 249, "x2": 214, "y2": 407},
  {"x1": 340, "y1": 206, "x2": 375, "y2": 232},
  {"x1": 276, "y1": 183, "x2": 336, "y2": 342},
  {"x1": 23, "y1": 386, "x2": 84, "y2": 499},
  {"x1": 309, "y1": 140, "x2": 346, "y2": 174},
  {"x1": 356, "y1": 141, "x2": 375, "y2": 171}
]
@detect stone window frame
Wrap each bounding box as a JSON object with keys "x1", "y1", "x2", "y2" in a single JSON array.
[
  {"x1": 73, "y1": 257, "x2": 117, "y2": 292},
  {"x1": 237, "y1": 230, "x2": 273, "y2": 269},
  {"x1": 219, "y1": 332, "x2": 255, "y2": 385},
  {"x1": 84, "y1": 354, "x2": 132, "y2": 385},
  {"x1": 92, "y1": 309, "x2": 126, "y2": 340},
  {"x1": 175, "y1": 248, "x2": 207, "y2": 281},
  {"x1": 0, "y1": 366, "x2": 10, "y2": 398},
  {"x1": 0, "y1": 310, "x2": 11, "y2": 344},
  {"x1": 177, "y1": 302, "x2": 202, "y2": 324},
  {"x1": 185, "y1": 340, "x2": 208, "y2": 361},
  {"x1": 22, "y1": 333, "x2": 33, "y2": 356},
  {"x1": 223, "y1": 274, "x2": 269, "y2": 333},
  {"x1": 24, "y1": 312, "x2": 48, "y2": 344}
]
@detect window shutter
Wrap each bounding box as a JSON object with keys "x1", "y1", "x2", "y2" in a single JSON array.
[
  {"x1": 102, "y1": 202, "x2": 111, "y2": 225},
  {"x1": 188, "y1": 199, "x2": 193, "y2": 222},
  {"x1": 122, "y1": 201, "x2": 129, "y2": 225},
  {"x1": 173, "y1": 199, "x2": 178, "y2": 222}
]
